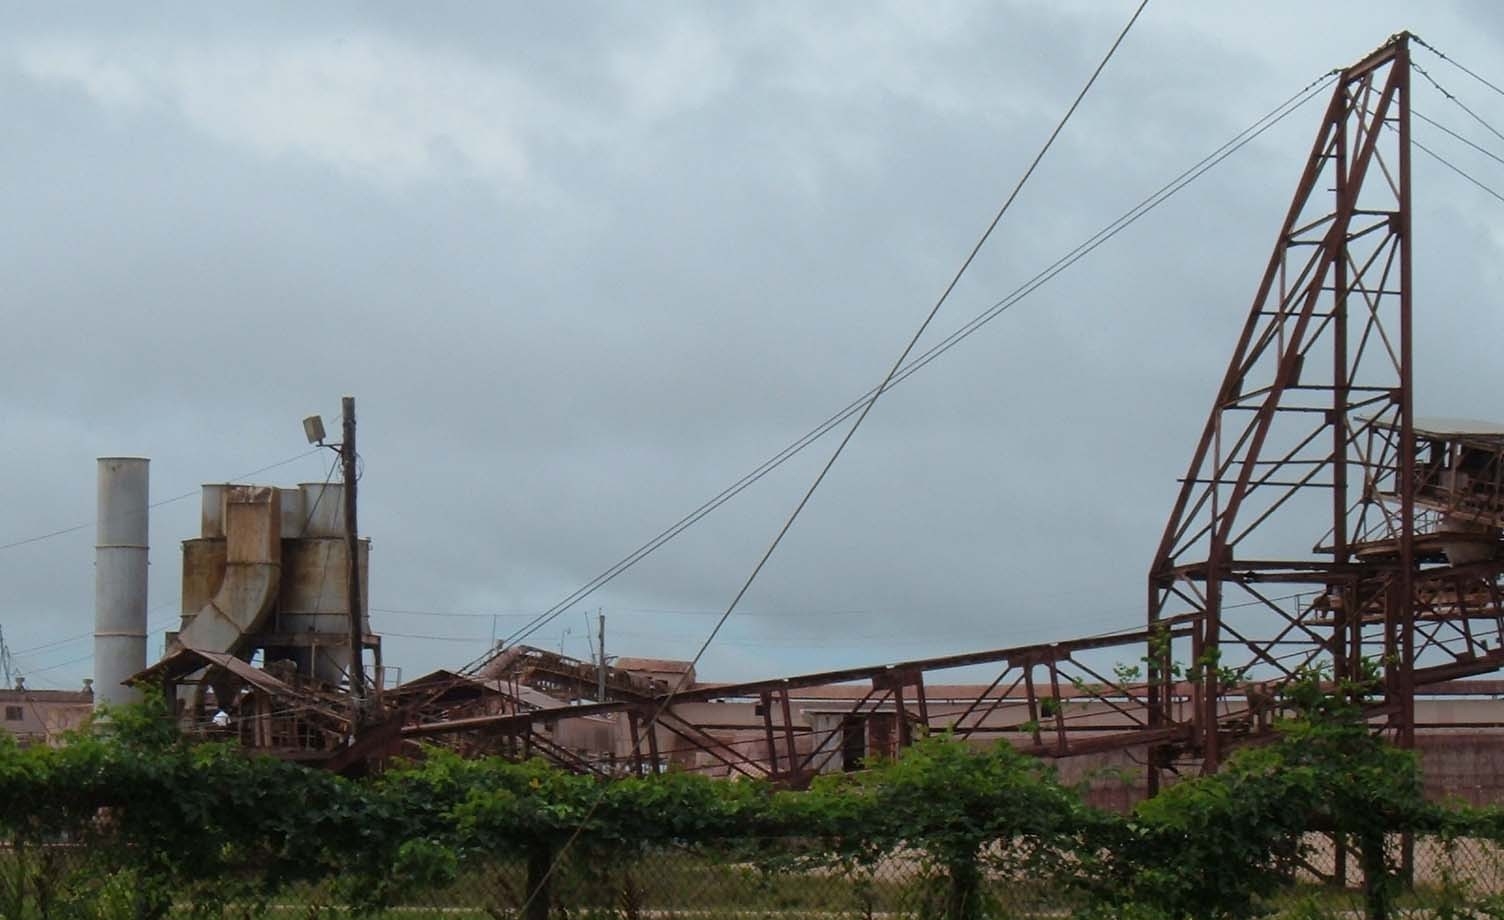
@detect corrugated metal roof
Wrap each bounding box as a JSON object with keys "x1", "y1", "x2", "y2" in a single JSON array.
[
  {"x1": 1415, "y1": 417, "x2": 1504, "y2": 438},
  {"x1": 130, "y1": 646, "x2": 297, "y2": 698},
  {"x1": 1372, "y1": 416, "x2": 1504, "y2": 440}
]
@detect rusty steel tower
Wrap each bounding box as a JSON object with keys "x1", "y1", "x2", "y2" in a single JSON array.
[
  {"x1": 161, "y1": 33, "x2": 1504, "y2": 794},
  {"x1": 1147, "y1": 32, "x2": 1504, "y2": 786}
]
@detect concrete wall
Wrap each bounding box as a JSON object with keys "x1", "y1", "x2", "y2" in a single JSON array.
[{"x1": 1417, "y1": 732, "x2": 1504, "y2": 806}]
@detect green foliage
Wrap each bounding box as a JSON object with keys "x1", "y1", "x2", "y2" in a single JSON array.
[
  {"x1": 779, "y1": 733, "x2": 1108, "y2": 920},
  {"x1": 0, "y1": 692, "x2": 374, "y2": 918},
  {"x1": 375, "y1": 749, "x2": 777, "y2": 854},
  {"x1": 5, "y1": 684, "x2": 1504, "y2": 920},
  {"x1": 1091, "y1": 667, "x2": 1437, "y2": 920},
  {"x1": 806, "y1": 733, "x2": 1098, "y2": 864}
]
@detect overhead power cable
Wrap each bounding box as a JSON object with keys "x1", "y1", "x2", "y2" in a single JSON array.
[
  {"x1": 0, "y1": 448, "x2": 322, "y2": 553},
  {"x1": 380, "y1": 630, "x2": 485, "y2": 644},
  {"x1": 515, "y1": 2, "x2": 1151, "y2": 912},
  {"x1": 372, "y1": 605, "x2": 867, "y2": 619},
  {"x1": 372, "y1": 607, "x2": 536, "y2": 619},
  {"x1": 11, "y1": 631, "x2": 93, "y2": 657},
  {"x1": 26, "y1": 652, "x2": 96, "y2": 675},
  {"x1": 470, "y1": 64, "x2": 1335, "y2": 668},
  {"x1": 14, "y1": 614, "x2": 178, "y2": 682},
  {"x1": 10, "y1": 598, "x2": 181, "y2": 661}
]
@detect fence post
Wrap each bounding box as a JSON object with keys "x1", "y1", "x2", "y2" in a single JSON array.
[
  {"x1": 1334, "y1": 832, "x2": 1348, "y2": 888},
  {"x1": 525, "y1": 842, "x2": 554, "y2": 920},
  {"x1": 944, "y1": 851, "x2": 984, "y2": 920},
  {"x1": 1360, "y1": 831, "x2": 1391, "y2": 920}
]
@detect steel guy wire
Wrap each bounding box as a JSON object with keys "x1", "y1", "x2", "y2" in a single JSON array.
[
  {"x1": 479, "y1": 67, "x2": 1336, "y2": 666},
  {"x1": 1371, "y1": 97, "x2": 1504, "y2": 205},
  {"x1": 1412, "y1": 58, "x2": 1504, "y2": 148},
  {"x1": 1413, "y1": 109, "x2": 1504, "y2": 170},
  {"x1": 1413, "y1": 136, "x2": 1504, "y2": 205},
  {"x1": 514, "y1": 2, "x2": 1152, "y2": 910},
  {"x1": 1413, "y1": 35, "x2": 1504, "y2": 102}
]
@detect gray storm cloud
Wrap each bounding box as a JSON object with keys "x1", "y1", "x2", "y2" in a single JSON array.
[{"x1": 2, "y1": 1, "x2": 1502, "y2": 687}]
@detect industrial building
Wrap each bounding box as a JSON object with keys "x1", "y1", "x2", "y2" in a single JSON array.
[{"x1": 0, "y1": 679, "x2": 93, "y2": 747}]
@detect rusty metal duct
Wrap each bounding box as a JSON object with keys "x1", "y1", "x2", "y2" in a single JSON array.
[
  {"x1": 176, "y1": 486, "x2": 282, "y2": 655},
  {"x1": 94, "y1": 457, "x2": 149, "y2": 708}
]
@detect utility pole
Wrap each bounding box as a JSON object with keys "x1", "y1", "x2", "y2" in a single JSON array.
[
  {"x1": 341, "y1": 396, "x2": 367, "y2": 725},
  {"x1": 596, "y1": 610, "x2": 606, "y2": 702},
  {"x1": 0, "y1": 625, "x2": 11, "y2": 687}
]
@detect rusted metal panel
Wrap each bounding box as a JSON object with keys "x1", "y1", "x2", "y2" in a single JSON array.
[
  {"x1": 180, "y1": 538, "x2": 226, "y2": 617},
  {"x1": 224, "y1": 486, "x2": 281, "y2": 565},
  {"x1": 276, "y1": 537, "x2": 370, "y2": 631}
]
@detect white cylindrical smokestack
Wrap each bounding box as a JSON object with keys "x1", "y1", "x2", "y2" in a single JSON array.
[{"x1": 95, "y1": 457, "x2": 149, "y2": 709}]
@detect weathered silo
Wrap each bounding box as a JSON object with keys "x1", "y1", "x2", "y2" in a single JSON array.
[
  {"x1": 94, "y1": 457, "x2": 149, "y2": 708},
  {"x1": 174, "y1": 481, "x2": 372, "y2": 691},
  {"x1": 266, "y1": 482, "x2": 371, "y2": 686}
]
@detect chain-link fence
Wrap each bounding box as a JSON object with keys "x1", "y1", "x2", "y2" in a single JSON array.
[
  {"x1": 1279, "y1": 833, "x2": 1504, "y2": 919},
  {"x1": 4, "y1": 843, "x2": 1073, "y2": 919},
  {"x1": 8, "y1": 834, "x2": 1504, "y2": 919}
]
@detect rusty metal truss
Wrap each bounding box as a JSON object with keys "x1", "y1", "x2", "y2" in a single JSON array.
[
  {"x1": 402, "y1": 628, "x2": 1193, "y2": 788},
  {"x1": 1144, "y1": 32, "x2": 1504, "y2": 789},
  {"x1": 390, "y1": 33, "x2": 1504, "y2": 790},
  {"x1": 146, "y1": 34, "x2": 1504, "y2": 795}
]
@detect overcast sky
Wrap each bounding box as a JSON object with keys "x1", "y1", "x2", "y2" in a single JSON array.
[{"x1": 3, "y1": 1, "x2": 1503, "y2": 691}]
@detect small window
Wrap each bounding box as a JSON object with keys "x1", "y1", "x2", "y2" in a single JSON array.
[{"x1": 3, "y1": 706, "x2": 22, "y2": 722}]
